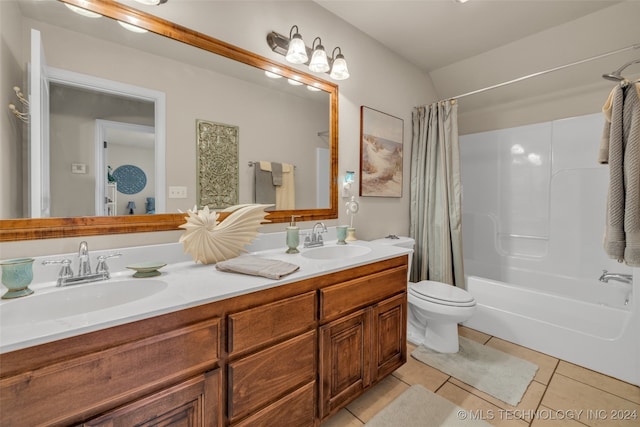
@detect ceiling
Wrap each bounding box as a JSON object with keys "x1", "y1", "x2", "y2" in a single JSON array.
[{"x1": 314, "y1": 0, "x2": 622, "y2": 73}]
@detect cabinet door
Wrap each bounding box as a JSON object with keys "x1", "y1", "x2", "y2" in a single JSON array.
[
  {"x1": 83, "y1": 370, "x2": 220, "y2": 427},
  {"x1": 319, "y1": 308, "x2": 372, "y2": 419},
  {"x1": 373, "y1": 293, "x2": 406, "y2": 381}
]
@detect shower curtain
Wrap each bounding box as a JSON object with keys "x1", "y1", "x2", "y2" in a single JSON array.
[{"x1": 410, "y1": 101, "x2": 464, "y2": 287}]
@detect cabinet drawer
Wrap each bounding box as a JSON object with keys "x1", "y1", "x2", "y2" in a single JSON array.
[
  {"x1": 319, "y1": 265, "x2": 406, "y2": 322},
  {"x1": 83, "y1": 370, "x2": 220, "y2": 427},
  {"x1": 228, "y1": 330, "x2": 316, "y2": 423},
  {"x1": 0, "y1": 318, "x2": 220, "y2": 427},
  {"x1": 232, "y1": 381, "x2": 315, "y2": 427},
  {"x1": 228, "y1": 291, "x2": 316, "y2": 356}
]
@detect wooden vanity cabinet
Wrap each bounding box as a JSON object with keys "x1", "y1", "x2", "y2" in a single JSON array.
[
  {"x1": 318, "y1": 265, "x2": 407, "y2": 420},
  {"x1": 226, "y1": 291, "x2": 317, "y2": 427},
  {"x1": 83, "y1": 370, "x2": 221, "y2": 427},
  {"x1": 0, "y1": 255, "x2": 408, "y2": 427},
  {"x1": 0, "y1": 312, "x2": 222, "y2": 427}
]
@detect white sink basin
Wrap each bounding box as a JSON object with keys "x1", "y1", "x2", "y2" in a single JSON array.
[
  {"x1": 0, "y1": 279, "x2": 168, "y2": 326},
  {"x1": 301, "y1": 244, "x2": 372, "y2": 260}
]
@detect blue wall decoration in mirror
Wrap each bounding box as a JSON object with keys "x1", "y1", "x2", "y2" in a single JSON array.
[{"x1": 113, "y1": 165, "x2": 147, "y2": 195}]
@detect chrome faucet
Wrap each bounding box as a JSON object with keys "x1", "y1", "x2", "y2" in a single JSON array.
[
  {"x1": 598, "y1": 270, "x2": 633, "y2": 285},
  {"x1": 43, "y1": 241, "x2": 121, "y2": 287},
  {"x1": 77, "y1": 241, "x2": 92, "y2": 277},
  {"x1": 304, "y1": 222, "x2": 327, "y2": 248}
]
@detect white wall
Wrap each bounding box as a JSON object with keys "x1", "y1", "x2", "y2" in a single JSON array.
[
  {"x1": 0, "y1": 1, "x2": 25, "y2": 219},
  {"x1": 2, "y1": 1, "x2": 435, "y2": 257},
  {"x1": 431, "y1": 1, "x2": 640, "y2": 135}
]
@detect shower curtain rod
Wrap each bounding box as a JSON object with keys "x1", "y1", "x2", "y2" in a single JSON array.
[{"x1": 432, "y1": 43, "x2": 640, "y2": 104}]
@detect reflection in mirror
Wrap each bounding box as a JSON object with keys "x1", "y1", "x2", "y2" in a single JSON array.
[
  {"x1": 49, "y1": 82, "x2": 158, "y2": 217},
  {"x1": 0, "y1": 0, "x2": 338, "y2": 241}
]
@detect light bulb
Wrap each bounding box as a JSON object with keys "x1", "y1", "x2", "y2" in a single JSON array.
[{"x1": 285, "y1": 34, "x2": 308, "y2": 64}]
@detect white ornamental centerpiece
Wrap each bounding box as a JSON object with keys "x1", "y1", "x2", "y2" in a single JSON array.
[{"x1": 179, "y1": 204, "x2": 272, "y2": 264}]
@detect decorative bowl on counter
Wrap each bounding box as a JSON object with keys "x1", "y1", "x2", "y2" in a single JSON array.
[
  {"x1": 0, "y1": 258, "x2": 35, "y2": 299},
  {"x1": 126, "y1": 262, "x2": 167, "y2": 278}
]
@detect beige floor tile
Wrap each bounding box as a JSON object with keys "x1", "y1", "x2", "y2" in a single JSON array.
[
  {"x1": 449, "y1": 376, "x2": 546, "y2": 417},
  {"x1": 320, "y1": 408, "x2": 364, "y2": 427},
  {"x1": 555, "y1": 361, "x2": 640, "y2": 405},
  {"x1": 459, "y1": 325, "x2": 492, "y2": 344},
  {"x1": 393, "y1": 351, "x2": 450, "y2": 391},
  {"x1": 542, "y1": 373, "x2": 640, "y2": 427},
  {"x1": 530, "y1": 405, "x2": 585, "y2": 427},
  {"x1": 485, "y1": 337, "x2": 558, "y2": 385},
  {"x1": 436, "y1": 382, "x2": 528, "y2": 427},
  {"x1": 346, "y1": 375, "x2": 409, "y2": 423}
]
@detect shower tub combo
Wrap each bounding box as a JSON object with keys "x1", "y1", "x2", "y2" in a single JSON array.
[
  {"x1": 460, "y1": 112, "x2": 639, "y2": 386},
  {"x1": 464, "y1": 271, "x2": 638, "y2": 386}
]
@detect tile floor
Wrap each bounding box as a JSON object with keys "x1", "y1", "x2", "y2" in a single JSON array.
[{"x1": 320, "y1": 326, "x2": 640, "y2": 427}]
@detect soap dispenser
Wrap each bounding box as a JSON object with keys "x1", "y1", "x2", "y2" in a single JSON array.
[{"x1": 286, "y1": 215, "x2": 301, "y2": 254}]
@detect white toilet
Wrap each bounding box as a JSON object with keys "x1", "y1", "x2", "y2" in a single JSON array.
[{"x1": 371, "y1": 236, "x2": 476, "y2": 353}]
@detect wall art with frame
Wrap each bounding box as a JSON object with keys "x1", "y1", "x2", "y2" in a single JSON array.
[
  {"x1": 359, "y1": 106, "x2": 404, "y2": 197},
  {"x1": 196, "y1": 119, "x2": 239, "y2": 209}
]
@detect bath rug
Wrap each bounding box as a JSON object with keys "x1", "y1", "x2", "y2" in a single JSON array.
[
  {"x1": 365, "y1": 384, "x2": 492, "y2": 427},
  {"x1": 411, "y1": 337, "x2": 538, "y2": 406}
]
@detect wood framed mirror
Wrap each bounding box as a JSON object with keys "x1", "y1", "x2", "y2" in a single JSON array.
[{"x1": 0, "y1": 0, "x2": 338, "y2": 242}]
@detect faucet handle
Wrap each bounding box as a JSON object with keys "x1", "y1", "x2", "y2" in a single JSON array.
[
  {"x1": 42, "y1": 259, "x2": 73, "y2": 282},
  {"x1": 96, "y1": 253, "x2": 122, "y2": 275}
]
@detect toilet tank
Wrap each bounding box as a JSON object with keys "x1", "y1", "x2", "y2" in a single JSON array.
[{"x1": 370, "y1": 236, "x2": 415, "y2": 279}]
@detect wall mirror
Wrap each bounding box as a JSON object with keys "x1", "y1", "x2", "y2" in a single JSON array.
[{"x1": 1, "y1": 0, "x2": 338, "y2": 241}]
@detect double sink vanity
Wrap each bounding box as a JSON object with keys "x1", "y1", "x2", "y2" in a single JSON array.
[
  {"x1": 0, "y1": 233, "x2": 410, "y2": 426},
  {"x1": 1, "y1": 2, "x2": 408, "y2": 424}
]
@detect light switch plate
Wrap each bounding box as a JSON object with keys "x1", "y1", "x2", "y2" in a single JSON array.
[
  {"x1": 71, "y1": 163, "x2": 87, "y2": 174},
  {"x1": 169, "y1": 186, "x2": 187, "y2": 198}
]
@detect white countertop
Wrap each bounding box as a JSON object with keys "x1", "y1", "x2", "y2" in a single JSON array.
[{"x1": 0, "y1": 236, "x2": 410, "y2": 354}]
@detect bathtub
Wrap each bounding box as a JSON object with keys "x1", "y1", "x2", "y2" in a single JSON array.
[{"x1": 463, "y1": 271, "x2": 639, "y2": 386}]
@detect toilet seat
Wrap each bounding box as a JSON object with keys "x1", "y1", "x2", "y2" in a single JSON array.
[{"x1": 409, "y1": 280, "x2": 475, "y2": 307}]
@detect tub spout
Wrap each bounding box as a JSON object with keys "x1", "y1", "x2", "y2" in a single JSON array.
[{"x1": 599, "y1": 270, "x2": 632, "y2": 285}]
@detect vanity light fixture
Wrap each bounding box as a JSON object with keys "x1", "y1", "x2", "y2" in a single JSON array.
[
  {"x1": 285, "y1": 25, "x2": 308, "y2": 64},
  {"x1": 65, "y1": 3, "x2": 102, "y2": 18},
  {"x1": 133, "y1": 0, "x2": 169, "y2": 5},
  {"x1": 117, "y1": 20, "x2": 148, "y2": 33},
  {"x1": 307, "y1": 85, "x2": 322, "y2": 92},
  {"x1": 308, "y1": 38, "x2": 330, "y2": 73},
  {"x1": 329, "y1": 47, "x2": 350, "y2": 80},
  {"x1": 287, "y1": 78, "x2": 304, "y2": 86},
  {"x1": 264, "y1": 70, "x2": 282, "y2": 79},
  {"x1": 267, "y1": 27, "x2": 350, "y2": 80}
]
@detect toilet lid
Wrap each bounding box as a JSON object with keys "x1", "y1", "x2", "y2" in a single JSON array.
[{"x1": 410, "y1": 280, "x2": 475, "y2": 306}]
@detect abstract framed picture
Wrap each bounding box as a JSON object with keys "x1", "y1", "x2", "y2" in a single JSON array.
[{"x1": 359, "y1": 106, "x2": 404, "y2": 197}]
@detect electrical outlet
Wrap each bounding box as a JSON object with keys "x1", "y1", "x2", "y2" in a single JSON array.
[{"x1": 169, "y1": 186, "x2": 187, "y2": 198}]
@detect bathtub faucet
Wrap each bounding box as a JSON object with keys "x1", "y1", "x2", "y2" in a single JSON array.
[{"x1": 599, "y1": 270, "x2": 633, "y2": 285}]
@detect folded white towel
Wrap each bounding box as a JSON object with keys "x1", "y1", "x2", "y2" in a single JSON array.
[{"x1": 215, "y1": 256, "x2": 299, "y2": 279}]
